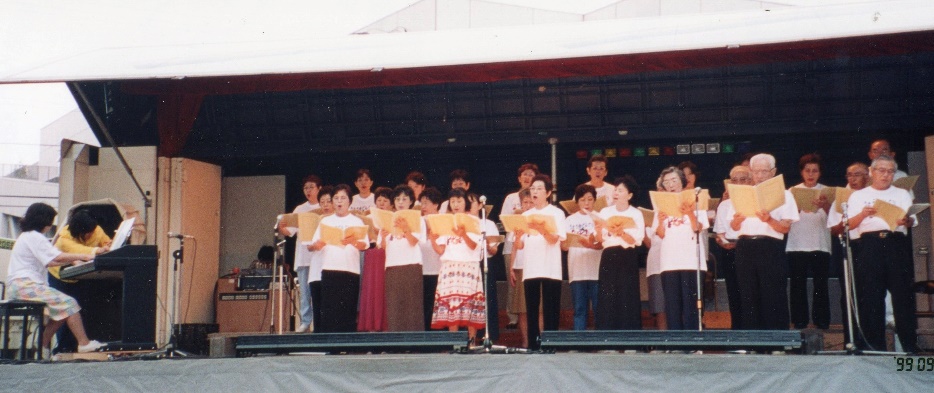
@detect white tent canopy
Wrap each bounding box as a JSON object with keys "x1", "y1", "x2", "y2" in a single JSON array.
[{"x1": 2, "y1": 0, "x2": 933, "y2": 83}]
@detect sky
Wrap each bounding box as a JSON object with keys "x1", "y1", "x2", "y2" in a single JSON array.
[{"x1": 0, "y1": 83, "x2": 78, "y2": 166}]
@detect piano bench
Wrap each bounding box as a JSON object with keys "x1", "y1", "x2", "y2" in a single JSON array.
[{"x1": 0, "y1": 300, "x2": 47, "y2": 361}]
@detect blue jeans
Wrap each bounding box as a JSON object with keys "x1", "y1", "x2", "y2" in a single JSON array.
[
  {"x1": 296, "y1": 266, "x2": 313, "y2": 326},
  {"x1": 570, "y1": 280, "x2": 598, "y2": 330}
]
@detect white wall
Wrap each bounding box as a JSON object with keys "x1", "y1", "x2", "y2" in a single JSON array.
[
  {"x1": 85, "y1": 146, "x2": 158, "y2": 243},
  {"x1": 219, "y1": 175, "x2": 285, "y2": 276}
]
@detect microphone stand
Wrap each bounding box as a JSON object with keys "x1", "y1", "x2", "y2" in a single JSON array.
[
  {"x1": 468, "y1": 198, "x2": 522, "y2": 354},
  {"x1": 694, "y1": 189, "x2": 704, "y2": 331},
  {"x1": 270, "y1": 236, "x2": 288, "y2": 334},
  {"x1": 165, "y1": 236, "x2": 190, "y2": 357}
]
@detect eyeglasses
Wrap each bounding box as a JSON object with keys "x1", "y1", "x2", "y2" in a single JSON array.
[
  {"x1": 845, "y1": 172, "x2": 868, "y2": 178},
  {"x1": 729, "y1": 176, "x2": 750, "y2": 182},
  {"x1": 871, "y1": 168, "x2": 896, "y2": 175}
]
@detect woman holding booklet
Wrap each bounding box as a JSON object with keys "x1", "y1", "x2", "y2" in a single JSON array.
[
  {"x1": 378, "y1": 185, "x2": 426, "y2": 332},
  {"x1": 428, "y1": 188, "x2": 486, "y2": 340},
  {"x1": 786, "y1": 153, "x2": 833, "y2": 330},
  {"x1": 358, "y1": 186, "x2": 393, "y2": 332},
  {"x1": 563, "y1": 184, "x2": 603, "y2": 331},
  {"x1": 652, "y1": 167, "x2": 709, "y2": 331},
  {"x1": 512, "y1": 174, "x2": 566, "y2": 350},
  {"x1": 594, "y1": 175, "x2": 645, "y2": 330},
  {"x1": 308, "y1": 184, "x2": 369, "y2": 333}
]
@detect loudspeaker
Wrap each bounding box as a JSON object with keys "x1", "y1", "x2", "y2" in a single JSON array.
[
  {"x1": 235, "y1": 331, "x2": 470, "y2": 356},
  {"x1": 540, "y1": 330, "x2": 803, "y2": 352},
  {"x1": 215, "y1": 278, "x2": 291, "y2": 333}
]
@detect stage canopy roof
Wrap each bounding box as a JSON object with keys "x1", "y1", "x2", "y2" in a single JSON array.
[{"x1": 2, "y1": 0, "x2": 933, "y2": 160}]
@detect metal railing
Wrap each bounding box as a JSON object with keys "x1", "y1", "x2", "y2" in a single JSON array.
[{"x1": 0, "y1": 164, "x2": 60, "y2": 183}]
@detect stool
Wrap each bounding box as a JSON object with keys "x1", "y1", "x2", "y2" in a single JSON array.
[{"x1": 1, "y1": 282, "x2": 47, "y2": 360}]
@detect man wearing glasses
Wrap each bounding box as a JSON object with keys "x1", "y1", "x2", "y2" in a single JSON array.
[
  {"x1": 846, "y1": 155, "x2": 919, "y2": 353},
  {"x1": 728, "y1": 154, "x2": 800, "y2": 330},
  {"x1": 713, "y1": 165, "x2": 754, "y2": 330}
]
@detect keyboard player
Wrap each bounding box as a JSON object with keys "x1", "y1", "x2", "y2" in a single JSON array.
[{"x1": 49, "y1": 210, "x2": 111, "y2": 353}]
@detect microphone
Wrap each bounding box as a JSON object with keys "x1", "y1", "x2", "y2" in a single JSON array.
[
  {"x1": 274, "y1": 214, "x2": 284, "y2": 230},
  {"x1": 694, "y1": 187, "x2": 702, "y2": 195},
  {"x1": 167, "y1": 232, "x2": 192, "y2": 239},
  {"x1": 479, "y1": 195, "x2": 487, "y2": 204}
]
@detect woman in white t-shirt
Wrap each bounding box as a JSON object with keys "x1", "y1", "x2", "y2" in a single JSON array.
[
  {"x1": 514, "y1": 174, "x2": 566, "y2": 351},
  {"x1": 380, "y1": 185, "x2": 426, "y2": 331},
  {"x1": 653, "y1": 167, "x2": 709, "y2": 331},
  {"x1": 308, "y1": 184, "x2": 369, "y2": 333},
  {"x1": 595, "y1": 176, "x2": 645, "y2": 330},
  {"x1": 563, "y1": 184, "x2": 603, "y2": 331},
  {"x1": 5, "y1": 203, "x2": 104, "y2": 356}
]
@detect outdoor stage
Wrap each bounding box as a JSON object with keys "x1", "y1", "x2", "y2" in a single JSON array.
[{"x1": 1, "y1": 351, "x2": 929, "y2": 392}]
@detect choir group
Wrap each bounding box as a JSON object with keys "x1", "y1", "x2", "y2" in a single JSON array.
[{"x1": 275, "y1": 138, "x2": 921, "y2": 352}]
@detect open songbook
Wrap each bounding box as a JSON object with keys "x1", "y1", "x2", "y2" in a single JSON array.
[
  {"x1": 278, "y1": 212, "x2": 324, "y2": 244},
  {"x1": 562, "y1": 233, "x2": 597, "y2": 249},
  {"x1": 834, "y1": 187, "x2": 855, "y2": 214},
  {"x1": 319, "y1": 224, "x2": 369, "y2": 247},
  {"x1": 638, "y1": 207, "x2": 655, "y2": 227},
  {"x1": 588, "y1": 211, "x2": 637, "y2": 229},
  {"x1": 790, "y1": 186, "x2": 836, "y2": 213},
  {"x1": 370, "y1": 207, "x2": 422, "y2": 236},
  {"x1": 726, "y1": 174, "x2": 787, "y2": 217},
  {"x1": 649, "y1": 189, "x2": 710, "y2": 217},
  {"x1": 559, "y1": 196, "x2": 609, "y2": 215},
  {"x1": 424, "y1": 213, "x2": 481, "y2": 236},
  {"x1": 872, "y1": 200, "x2": 930, "y2": 231},
  {"x1": 893, "y1": 175, "x2": 919, "y2": 191},
  {"x1": 500, "y1": 214, "x2": 558, "y2": 236}
]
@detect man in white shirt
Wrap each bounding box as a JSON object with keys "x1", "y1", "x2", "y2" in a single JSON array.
[
  {"x1": 583, "y1": 155, "x2": 615, "y2": 204},
  {"x1": 728, "y1": 153, "x2": 800, "y2": 330},
  {"x1": 846, "y1": 155, "x2": 918, "y2": 353},
  {"x1": 713, "y1": 165, "x2": 753, "y2": 330}
]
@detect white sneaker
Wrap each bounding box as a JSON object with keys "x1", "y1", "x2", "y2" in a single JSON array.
[
  {"x1": 296, "y1": 323, "x2": 310, "y2": 333},
  {"x1": 78, "y1": 340, "x2": 105, "y2": 353},
  {"x1": 41, "y1": 347, "x2": 51, "y2": 359}
]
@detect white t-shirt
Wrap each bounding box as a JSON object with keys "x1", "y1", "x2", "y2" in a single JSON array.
[
  {"x1": 382, "y1": 219, "x2": 427, "y2": 268},
  {"x1": 826, "y1": 185, "x2": 859, "y2": 240},
  {"x1": 520, "y1": 204, "x2": 567, "y2": 281},
  {"x1": 311, "y1": 214, "x2": 368, "y2": 274},
  {"x1": 652, "y1": 209, "x2": 709, "y2": 272},
  {"x1": 500, "y1": 192, "x2": 522, "y2": 255},
  {"x1": 7, "y1": 231, "x2": 62, "y2": 285},
  {"x1": 565, "y1": 211, "x2": 601, "y2": 282},
  {"x1": 586, "y1": 181, "x2": 616, "y2": 205},
  {"x1": 713, "y1": 199, "x2": 740, "y2": 240},
  {"x1": 419, "y1": 218, "x2": 442, "y2": 275},
  {"x1": 436, "y1": 233, "x2": 482, "y2": 263},
  {"x1": 846, "y1": 185, "x2": 914, "y2": 237},
  {"x1": 288, "y1": 201, "x2": 320, "y2": 269},
  {"x1": 645, "y1": 228, "x2": 663, "y2": 277},
  {"x1": 727, "y1": 188, "x2": 800, "y2": 240},
  {"x1": 786, "y1": 183, "x2": 832, "y2": 253},
  {"x1": 597, "y1": 205, "x2": 645, "y2": 248},
  {"x1": 349, "y1": 193, "x2": 375, "y2": 213}
]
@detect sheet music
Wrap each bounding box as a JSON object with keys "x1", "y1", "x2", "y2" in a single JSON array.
[{"x1": 110, "y1": 217, "x2": 136, "y2": 251}]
